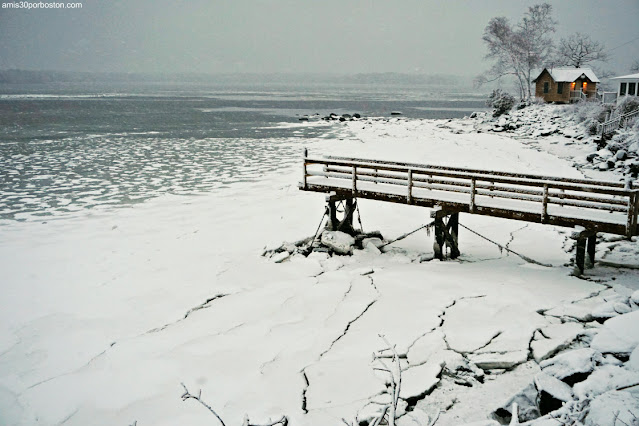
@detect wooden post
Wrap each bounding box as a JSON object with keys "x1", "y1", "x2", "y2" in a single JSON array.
[
  {"x1": 575, "y1": 235, "x2": 587, "y2": 275},
  {"x1": 586, "y1": 234, "x2": 596, "y2": 268},
  {"x1": 627, "y1": 192, "x2": 635, "y2": 238},
  {"x1": 327, "y1": 200, "x2": 338, "y2": 230},
  {"x1": 337, "y1": 198, "x2": 356, "y2": 235},
  {"x1": 302, "y1": 148, "x2": 308, "y2": 190},
  {"x1": 407, "y1": 169, "x2": 413, "y2": 204},
  {"x1": 541, "y1": 184, "x2": 549, "y2": 223},
  {"x1": 448, "y1": 213, "x2": 460, "y2": 259},
  {"x1": 434, "y1": 216, "x2": 445, "y2": 261},
  {"x1": 470, "y1": 178, "x2": 476, "y2": 212},
  {"x1": 352, "y1": 166, "x2": 357, "y2": 195}
]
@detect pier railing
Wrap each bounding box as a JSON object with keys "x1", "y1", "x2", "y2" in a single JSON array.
[
  {"x1": 599, "y1": 109, "x2": 639, "y2": 136},
  {"x1": 300, "y1": 154, "x2": 639, "y2": 237}
]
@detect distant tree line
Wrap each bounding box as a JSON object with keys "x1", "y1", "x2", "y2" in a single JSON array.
[{"x1": 475, "y1": 3, "x2": 612, "y2": 100}]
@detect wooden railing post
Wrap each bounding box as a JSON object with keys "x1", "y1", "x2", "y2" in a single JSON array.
[
  {"x1": 541, "y1": 184, "x2": 549, "y2": 223},
  {"x1": 407, "y1": 169, "x2": 413, "y2": 203},
  {"x1": 352, "y1": 165, "x2": 357, "y2": 195},
  {"x1": 470, "y1": 178, "x2": 476, "y2": 212},
  {"x1": 302, "y1": 148, "x2": 308, "y2": 189},
  {"x1": 628, "y1": 192, "x2": 638, "y2": 238}
]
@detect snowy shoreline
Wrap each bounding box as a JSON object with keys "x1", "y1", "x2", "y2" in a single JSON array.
[{"x1": 1, "y1": 111, "x2": 639, "y2": 425}]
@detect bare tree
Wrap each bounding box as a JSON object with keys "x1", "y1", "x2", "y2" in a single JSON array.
[
  {"x1": 556, "y1": 33, "x2": 609, "y2": 68},
  {"x1": 517, "y1": 3, "x2": 557, "y2": 99},
  {"x1": 631, "y1": 60, "x2": 639, "y2": 73},
  {"x1": 477, "y1": 3, "x2": 556, "y2": 100}
]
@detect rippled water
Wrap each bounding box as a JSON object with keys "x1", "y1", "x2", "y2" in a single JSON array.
[{"x1": 0, "y1": 81, "x2": 486, "y2": 222}]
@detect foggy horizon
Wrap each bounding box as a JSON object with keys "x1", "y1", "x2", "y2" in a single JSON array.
[{"x1": 1, "y1": 0, "x2": 638, "y2": 77}]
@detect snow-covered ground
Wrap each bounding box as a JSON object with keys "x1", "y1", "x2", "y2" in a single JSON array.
[{"x1": 1, "y1": 111, "x2": 639, "y2": 425}]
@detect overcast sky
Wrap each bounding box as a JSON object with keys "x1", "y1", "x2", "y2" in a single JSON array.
[{"x1": 1, "y1": 0, "x2": 638, "y2": 76}]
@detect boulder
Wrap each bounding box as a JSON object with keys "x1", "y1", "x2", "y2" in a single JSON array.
[
  {"x1": 586, "y1": 152, "x2": 598, "y2": 162},
  {"x1": 540, "y1": 348, "x2": 601, "y2": 384},
  {"x1": 590, "y1": 310, "x2": 639, "y2": 355},
  {"x1": 534, "y1": 372, "x2": 573, "y2": 415},
  {"x1": 320, "y1": 231, "x2": 355, "y2": 255}
]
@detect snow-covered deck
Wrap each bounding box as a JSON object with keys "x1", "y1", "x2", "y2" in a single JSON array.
[{"x1": 301, "y1": 154, "x2": 639, "y2": 237}]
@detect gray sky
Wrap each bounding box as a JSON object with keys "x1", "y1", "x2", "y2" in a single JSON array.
[{"x1": 1, "y1": 0, "x2": 638, "y2": 76}]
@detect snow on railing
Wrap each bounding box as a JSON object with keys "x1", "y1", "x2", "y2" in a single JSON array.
[
  {"x1": 300, "y1": 153, "x2": 639, "y2": 237},
  {"x1": 599, "y1": 109, "x2": 639, "y2": 136}
]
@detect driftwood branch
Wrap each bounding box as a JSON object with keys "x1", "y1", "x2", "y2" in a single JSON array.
[
  {"x1": 180, "y1": 383, "x2": 227, "y2": 426},
  {"x1": 181, "y1": 382, "x2": 288, "y2": 426}
]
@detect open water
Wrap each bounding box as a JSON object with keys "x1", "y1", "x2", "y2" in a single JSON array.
[{"x1": 0, "y1": 80, "x2": 486, "y2": 222}]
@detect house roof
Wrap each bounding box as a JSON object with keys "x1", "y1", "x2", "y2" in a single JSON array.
[
  {"x1": 533, "y1": 68, "x2": 600, "y2": 83},
  {"x1": 610, "y1": 73, "x2": 639, "y2": 80}
]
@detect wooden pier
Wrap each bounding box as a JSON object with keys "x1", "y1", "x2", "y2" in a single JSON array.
[{"x1": 299, "y1": 150, "x2": 639, "y2": 273}]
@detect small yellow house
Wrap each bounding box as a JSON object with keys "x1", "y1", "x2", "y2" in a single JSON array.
[{"x1": 532, "y1": 68, "x2": 599, "y2": 103}]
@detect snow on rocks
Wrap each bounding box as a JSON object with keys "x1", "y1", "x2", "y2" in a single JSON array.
[
  {"x1": 320, "y1": 230, "x2": 355, "y2": 255},
  {"x1": 585, "y1": 390, "x2": 639, "y2": 426},
  {"x1": 539, "y1": 348, "x2": 601, "y2": 382},
  {"x1": 590, "y1": 310, "x2": 639, "y2": 355}
]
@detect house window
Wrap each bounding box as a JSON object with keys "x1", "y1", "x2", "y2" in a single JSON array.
[
  {"x1": 629, "y1": 82, "x2": 637, "y2": 96},
  {"x1": 544, "y1": 82, "x2": 549, "y2": 93},
  {"x1": 557, "y1": 82, "x2": 563, "y2": 94},
  {"x1": 582, "y1": 81, "x2": 588, "y2": 92},
  {"x1": 620, "y1": 82, "x2": 627, "y2": 96}
]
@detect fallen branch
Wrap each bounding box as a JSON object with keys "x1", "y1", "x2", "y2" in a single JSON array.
[
  {"x1": 180, "y1": 383, "x2": 226, "y2": 426},
  {"x1": 181, "y1": 382, "x2": 289, "y2": 426}
]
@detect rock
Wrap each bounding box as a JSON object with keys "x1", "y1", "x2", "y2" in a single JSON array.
[
  {"x1": 632, "y1": 290, "x2": 639, "y2": 305},
  {"x1": 362, "y1": 237, "x2": 384, "y2": 249},
  {"x1": 614, "y1": 302, "x2": 631, "y2": 314},
  {"x1": 456, "y1": 421, "x2": 500, "y2": 426},
  {"x1": 320, "y1": 231, "x2": 355, "y2": 255},
  {"x1": 491, "y1": 383, "x2": 540, "y2": 424},
  {"x1": 573, "y1": 364, "x2": 639, "y2": 399},
  {"x1": 363, "y1": 241, "x2": 381, "y2": 255},
  {"x1": 590, "y1": 310, "x2": 639, "y2": 355},
  {"x1": 469, "y1": 112, "x2": 478, "y2": 118},
  {"x1": 534, "y1": 372, "x2": 573, "y2": 415},
  {"x1": 469, "y1": 350, "x2": 528, "y2": 370},
  {"x1": 598, "y1": 161, "x2": 612, "y2": 171},
  {"x1": 353, "y1": 113, "x2": 361, "y2": 119},
  {"x1": 540, "y1": 348, "x2": 601, "y2": 383},
  {"x1": 586, "y1": 152, "x2": 598, "y2": 162},
  {"x1": 585, "y1": 390, "x2": 639, "y2": 426},
  {"x1": 271, "y1": 251, "x2": 291, "y2": 263},
  {"x1": 399, "y1": 360, "x2": 443, "y2": 401},
  {"x1": 614, "y1": 149, "x2": 627, "y2": 161},
  {"x1": 391, "y1": 111, "x2": 402, "y2": 116},
  {"x1": 298, "y1": 116, "x2": 309, "y2": 121},
  {"x1": 629, "y1": 345, "x2": 639, "y2": 371}
]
